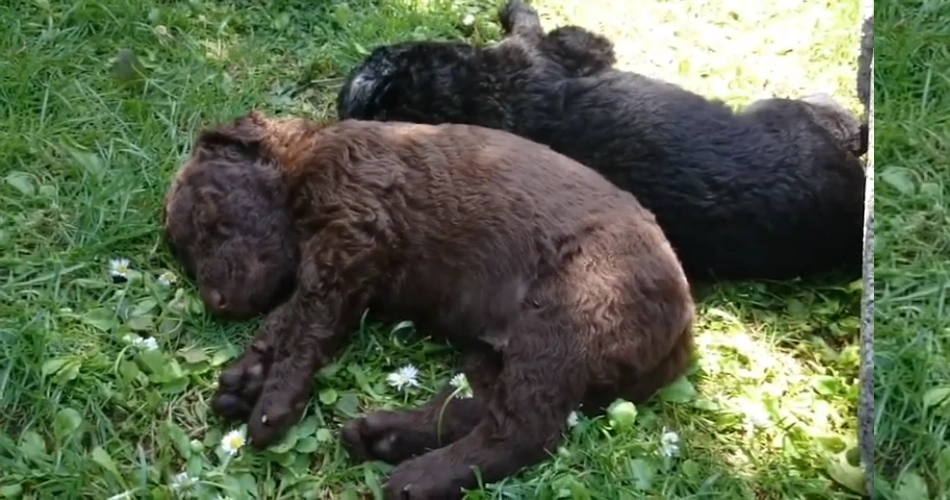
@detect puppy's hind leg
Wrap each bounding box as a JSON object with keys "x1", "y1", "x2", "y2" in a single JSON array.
[
  {"x1": 583, "y1": 331, "x2": 695, "y2": 415},
  {"x1": 498, "y1": 1, "x2": 616, "y2": 76},
  {"x1": 498, "y1": 0, "x2": 544, "y2": 41},
  {"x1": 539, "y1": 26, "x2": 618, "y2": 77},
  {"x1": 342, "y1": 350, "x2": 501, "y2": 465},
  {"x1": 382, "y1": 318, "x2": 586, "y2": 499}
]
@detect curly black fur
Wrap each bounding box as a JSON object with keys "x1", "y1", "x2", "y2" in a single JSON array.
[{"x1": 336, "y1": 0, "x2": 866, "y2": 283}]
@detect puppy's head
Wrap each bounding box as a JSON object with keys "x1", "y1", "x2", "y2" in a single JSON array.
[
  {"x1": 163, "y1": 112, "x2": 299, "y2": 320},
  {"x1": 336, "y1": 41, "x2": 474, "y2": 123},
  {"x1": 800, "y1": 93, "x2": 868, "y2": 157}
]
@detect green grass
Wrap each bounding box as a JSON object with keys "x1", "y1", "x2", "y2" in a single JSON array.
[
  {"x1": 874, "y1": 0, "x2": 950, "y2": 498},
  {"x1": 0, "y1": 0, "x2": 865, "y2": 498}
]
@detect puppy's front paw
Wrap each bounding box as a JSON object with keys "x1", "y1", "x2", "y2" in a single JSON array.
[
  {"x1": 247, "y1": 375, "x2": 314, "y2": 448},
  {"x1": 341, "y1": 411, "x2": 430, "y2": 465},
  {"x1": 212, "y1": 340, "x2": 272, "y2": 421},
  {"x1": 384, "y1": 453, "x2": 467, "y2": 500}
]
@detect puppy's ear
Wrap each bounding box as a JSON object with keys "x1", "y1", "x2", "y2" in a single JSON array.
[
  {"x1": 194, "y1": 185, "x2": 224, "y2": 226},
  {"x1": 196, "y1": 110, "x2": 270, "y2": 154},
  {"x1": 337, "y1": 48, "x2": 406, "y2": 119}
]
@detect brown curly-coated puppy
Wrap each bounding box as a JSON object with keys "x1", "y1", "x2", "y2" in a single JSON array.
[{"x1": 163, "y1": 111, "x2": 695, "y2": 499}]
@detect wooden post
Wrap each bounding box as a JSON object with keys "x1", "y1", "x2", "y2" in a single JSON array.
[{"x1": 858, "y1": 0, "x2": 874, "y2": 496}]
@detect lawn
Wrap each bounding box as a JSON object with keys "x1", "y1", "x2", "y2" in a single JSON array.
[
  {"x1": 874, "y1": 0, "x2": 950, "y2": 499},
  {"x1": 0, "y1": 0, "x2": 866, "y2": 498}
]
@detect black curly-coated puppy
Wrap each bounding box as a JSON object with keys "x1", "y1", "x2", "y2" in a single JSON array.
[{"x1": 336, "y1": 0, "x2": 867, "y2": 283}]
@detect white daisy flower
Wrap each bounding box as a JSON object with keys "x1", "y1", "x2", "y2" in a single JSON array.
[
  {"x1": 566, "y1": 411, "x2": 580, "y2": 428},
  {"x1": 220, "y1": 427, "x2": 246, "y2": 456},
  {"x1": 745, "y1": 405, "x2": 771, "y2": 428},
  {"x1": 170, "y1": 471, "x2": 196, "y2": 490},
  {"x1": 449, "y1": 373, "x2": 473, "y2": 399},
  {"x1": 660, "y1": 429, "x2": 681, "y2": 457},
  {"x1": 135, "y1": 336, "x2": 159, "y2": 351},
  {"x1": 157, "y1": 270, "x2": 178, "y2": 287},
  {"x1": 124, "y1": 335, "x2": 159, "y2": 351},
  {"x1": 386, "y1": 364, "x2": 420, "y2": 391},
  {"x1": 109, "y1": 257, "x2": 131, "y2": 282}
]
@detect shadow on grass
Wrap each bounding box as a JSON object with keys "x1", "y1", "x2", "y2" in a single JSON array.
[{"x1": 0, "y1": 0, "x2": 864, "y2": 498}]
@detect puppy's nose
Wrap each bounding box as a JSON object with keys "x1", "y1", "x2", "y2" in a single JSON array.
[{"x1": 208, "y1": 289, "x2": 228, "y2": 311}]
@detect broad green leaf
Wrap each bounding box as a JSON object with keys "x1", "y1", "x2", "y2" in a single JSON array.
[
  {"x1": 127, "y1": 314, "x2": 154, "y2": 332},
  {"x1": 338, "y1": 488, "x2": 360, "y2": 500},
  {"x1": 53, "y1": 408, "x2": 84, "y2": 442},
  {"x1": 364, "y1": 465, "x2": 383, "y2": 499},
  {"x1": 335, "y1": 393, "x2": 360, "y2": 418},
  {"x1": 267, "y1": 432, "x2": 299, "y2": 454},
  {"x1": 295, "y1": 436, "x2": 319, "y2": 453},
  {"x1": 894, "y1": 471, "x2": 929, "y2": 500},
  {"x1": 879, "y1": 167, "x2": 915, "y2": 195},
  {"x1": 82, "y1": 307, "x2": 116, "y2": 332},
  {"x1": 315, "y1": 428, "x2": 333, "y2": 443},
  {"x1": 67, "y1": 148, "x2": 106, "y2": 181},
  {"x1": 681, "y1": 459, "x2": 701, "y2": 480},
  {"x1": 131, "y1": 298, "x2": 158, "y2": 317},
  {"x1": 41, "y1": 358, "x2": 69, "y2": 377},
  {"x1": 162, "y1": 377, "x2": 190, "y2": 395},
  {"x1": 0, "y1": 484, "x2": 23, "y2": 498},
  {"x1": 630, "y1": 458, "x2": 655, "y2": 491},
  {"x1": 826, "y1": 452, "x2": 866, "y2": 495},
  {"x1": 222, "y1": 476, "x2": 243, "y2": 497},
  {"x1": 90, "y1": 446, "x2": 122, "y2": 481},
  {"x1": 211, "y1": 346, "x2": 239, "y2": 366},
  {"x1": 158, "y1": 318, "x2": 182, "y2": 336},
  {"x1": 19, "y1": 430, "x2": 48, "y2": 461},
  {"x1": 54, "y1": 359, "x2": 81, "y2": 383},
  {"x1": 165, "y1": 422, "x2": 192, "y2": 460},
  {"x1": 607, "y1": 399, "x2": 638, "y2": 429},
  {"x1": 318, "y1": 388, "x2": 338, "y2": 406},
  {"x1": 938, "y1": 446, "x2": 950, "y2": 484},
  {"x1": 139, "y1": 349, "x2": 168, "y2": 376},
  {"x1": 5, "y1": 171, "x2": 35, "y2": 196},
  {"x1": 658, "y1": 376, "x2": 698, "y2": 403},
  {"x1": 118, "y1": 360, "x2": 140, "y2": 385},
  {"x1": 179, "y1": 347, "x2": 209, "y2": 364},
  {"x1": 922, "y1": 386, "x2": 950, "y2": 409},
  {"x1": 238, "y1": 473, "x2": 257, "y2": 495},
  {"x1": 295, "y1": 417, "x2": 320, "y2": 438}
]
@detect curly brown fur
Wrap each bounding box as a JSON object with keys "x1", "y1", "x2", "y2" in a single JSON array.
[
  {"x1": 336, "y1": 0, "x2": 867, "y2": 283},
  {"x1": 164, "y1": 110, "x2": 695, "y2": 499}
]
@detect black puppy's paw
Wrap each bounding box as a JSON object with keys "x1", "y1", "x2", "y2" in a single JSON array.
[
  {"x1": 341, "y1": 412, "x2": 430, "y2": 465},
  {"x1": 211, "y1": 340, "x2": 272, "y2": 421}
]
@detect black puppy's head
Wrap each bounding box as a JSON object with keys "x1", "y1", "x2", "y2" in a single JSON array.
[
  {"x1": 163, "y1": 113, "x2": 299, "y2": 320},
  {"x1": 336, "y1": 41, "x2": 477, "y2": 123},
  {"x1": 800, "y1": 93, "x2": 868, "y2": 157}
]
